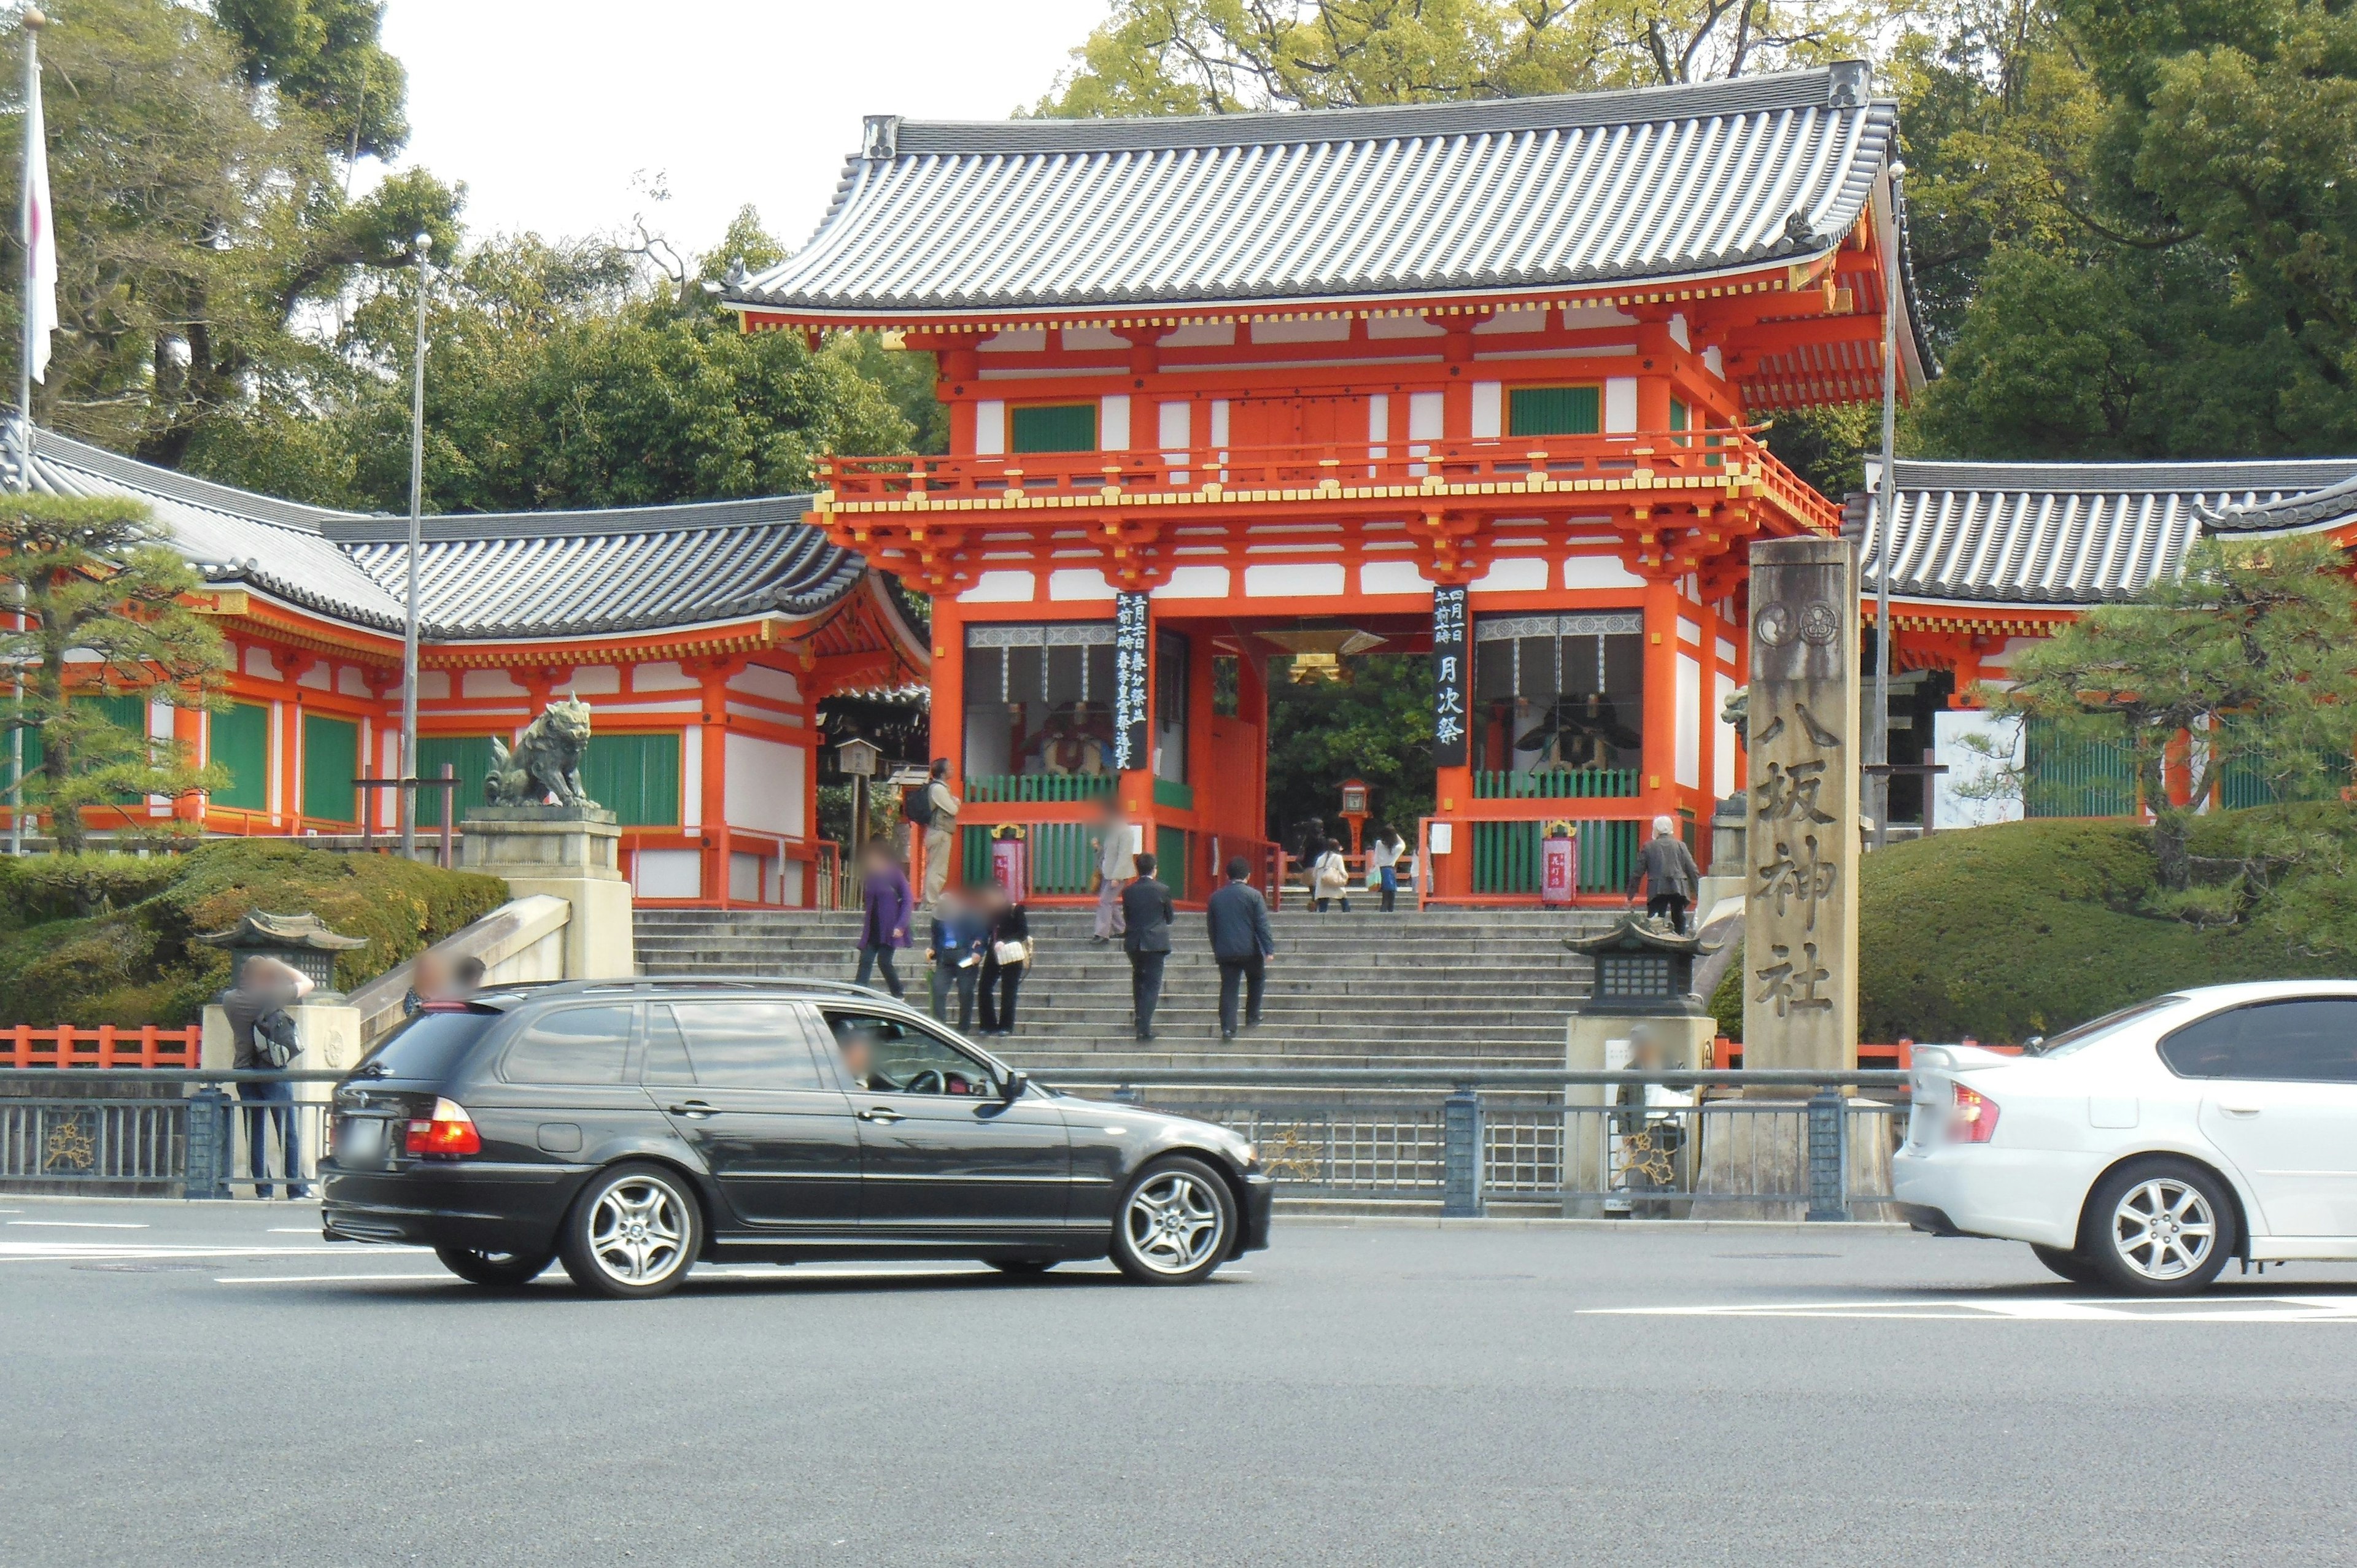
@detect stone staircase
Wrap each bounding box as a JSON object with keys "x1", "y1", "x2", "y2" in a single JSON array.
[{"x1": 633, "y1": 903, "x2": 1619, "y2": 1072}]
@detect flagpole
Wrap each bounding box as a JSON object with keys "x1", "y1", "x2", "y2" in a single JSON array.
[
  {"x1": 8, "y1": 7, "x2": 41, "y2": 859},
  {"x1": 398, "y1": 231, "x2": 430, "y2": 859},
  {"x1": 1870, "y1": 159, "x2": 1905, "y2": 854}
]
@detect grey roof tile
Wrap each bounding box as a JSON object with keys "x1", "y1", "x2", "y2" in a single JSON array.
[
  {"x1": 735, "y1": 64, "x2": 1906, "y2": 315},
  {"x1": 6, "y1": 420, "x2": 869, "y2": 641},
  {"x1": 1851, "y1": 457, "x2": 2357, "y2": 606}
]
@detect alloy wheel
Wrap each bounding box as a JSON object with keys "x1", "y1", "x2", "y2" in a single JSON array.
[
  {"x1": 2109, "y1": 1176, "x2": 2216, "y2": 1281},
  {"x1": 1124, "y1": 1170, "x2": 1226, "y2": 1276},
  {"x1": 587, "y1": 1176, "x2": 689, "y2": 1288}
]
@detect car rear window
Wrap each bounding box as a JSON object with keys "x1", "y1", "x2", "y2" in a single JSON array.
[
  {"x1": 360, "y1": 1010, "x2": 501, "y2": 1083},
  {"x1": 501, "y1": 1004, "x2": 635, "y2": 1084}
]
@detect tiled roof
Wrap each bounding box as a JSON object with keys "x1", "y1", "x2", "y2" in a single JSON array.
[
  {"x1": 734, "y1": 64, "x2": 1911, "y2": 317},
  {"x1": 1849, "y1": 457, "x2": 2357, "y2": 606},
  {"x1": 6, "y1": 420, "x2": 875, "y2": 641},
  {"x1": 2195, "y1": 468, "x2": 2357, "y2": 534},
  {"x1": 330, "y1": 496, "x2": 862, "y2": 640}
]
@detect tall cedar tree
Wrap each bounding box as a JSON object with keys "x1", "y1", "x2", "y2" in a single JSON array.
[
  {"x1": 1, "y1": 494, "x2": 228, "y2": 852},
  {"x1": 1985, "y1": 533, "x2": 2357, "y2": 892}
]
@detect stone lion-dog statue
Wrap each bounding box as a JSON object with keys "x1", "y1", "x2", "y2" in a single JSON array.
[{"x1": 485, "y1": 698, "x2": 598, "y2": 808}]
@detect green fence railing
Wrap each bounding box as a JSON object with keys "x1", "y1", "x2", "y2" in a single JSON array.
[
  {"x1": 2023, "y1": 719, "x2": 2138, "y2": 819},
  {"x1": 1472, "y1": 768, "x2": 1640, "y2": 800},
  {"x1": 1152, "y1": 777, "x2": 1195, "y2": 811},
  {"x1": 964, "y1": 773, "x2": 1116, "y2": 804},
  {"x1": 960, "y1": 821, "x2": 1098, "y2": 895},
  {"x1": 1471, "y1": 817, "x2": 1641, "y2": 895}
]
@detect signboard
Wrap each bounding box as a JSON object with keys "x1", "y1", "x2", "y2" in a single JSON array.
[
  {"x1": 1113, "y1": 592, "x2": 1150, "y2": 771},
  {"x1": 991, "y1": 830, "x2": 1028, "y2": 903},
  {"x1": 1431, "y1": 585, "x2": 1469, "y2": 768},
  {"x1": 1541, "y1": 823, "x2": 1576, "y2": 905}
]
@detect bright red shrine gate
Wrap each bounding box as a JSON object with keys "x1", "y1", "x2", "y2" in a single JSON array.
[{"x1": 730, "y1": 66, "x2": 1930, "y2": 902}]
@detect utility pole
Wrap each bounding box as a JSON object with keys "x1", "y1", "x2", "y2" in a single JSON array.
[
  {"x1": 398, "y1": 231, "x2": 431, "y2": 858},
  {"x1": 8, "y1": 8, "x2": 44, "y2": 858},
  {"x1": 1870, "y1": 161, "x2": 1905, "y2": 853}
]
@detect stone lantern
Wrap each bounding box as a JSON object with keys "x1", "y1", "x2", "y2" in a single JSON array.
[
  {"x1": 1558, "y1": 913, "x2": 1724, "y2": 1216},
  {"x1": 197, "y1": 911, "x2": 370, "y2": 1084}
]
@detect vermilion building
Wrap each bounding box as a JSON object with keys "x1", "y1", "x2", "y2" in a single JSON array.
[
  {"x1": 4, "y1": 423, "x2": 927, "y2": 905},
  {"x1": 727, "y1": 64, "x2": 1931, "y2": 901}
]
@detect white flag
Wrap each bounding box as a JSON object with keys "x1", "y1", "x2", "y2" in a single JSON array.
[{"x1": 22, "y1": 47, "x2": 54, "y2": 385}]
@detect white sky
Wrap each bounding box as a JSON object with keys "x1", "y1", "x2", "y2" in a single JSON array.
[{"x1": 376, "y1": 0, "x2": 1114, "y2": 257}]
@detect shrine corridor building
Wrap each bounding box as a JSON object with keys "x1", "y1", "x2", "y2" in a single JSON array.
[{"x1": 728, "y1": 64, "x2": 1932, "y2": 901}]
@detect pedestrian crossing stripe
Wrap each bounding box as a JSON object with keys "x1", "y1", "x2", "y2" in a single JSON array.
[{"x1": 1582, "y1": 1296, "x2": 2357, "y2": 1322}]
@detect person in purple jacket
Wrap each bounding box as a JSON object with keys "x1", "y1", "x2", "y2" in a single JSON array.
[{"x1": 853, "y1": 838, "x2": 912, "y2": 998}]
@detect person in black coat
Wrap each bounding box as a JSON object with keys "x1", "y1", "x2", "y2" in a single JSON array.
[
  {"x1": 1119, "y1": 851, "x2": 1175, "y2": 1041},
  {"x1": 1205, "y1": 857, "x2": 1277, "y2": 1040},
  {"x1": 977, "y1": 880, "x2": 1030, "y2": 1035}
]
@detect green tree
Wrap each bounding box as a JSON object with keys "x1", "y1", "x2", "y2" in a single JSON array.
[
  {"x1": 1263, "y1": 654, "x2": 1436, "y2": 841},
  {"x1": 1986, "y1": 533, "x2": 2357, "y2": 895},
  {"x1": 0, "y1": 494, "x2": 228, "y2": 854},
  {"x1": 0, "y1": 0, "x2": 459, "y2": 466},
  {"x1": 1036, "y1": 0, "x2": 1881, "y2": 115}
]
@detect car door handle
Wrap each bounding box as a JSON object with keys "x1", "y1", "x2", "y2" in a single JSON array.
[
  {"x1": 2218, "y1": 1103, "x2": 2264, "y2": 1117},
  {"x1": 858, "y1": 1108, "x2": 905, "y2": 1124},
  {"x1": 667, "y1": 1100, "x2": 714, "y2": 1119}
]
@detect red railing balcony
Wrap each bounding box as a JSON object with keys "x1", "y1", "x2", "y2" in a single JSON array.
[{"x1": 816, "y1": 428, "x2": 1841, "y2": 536}]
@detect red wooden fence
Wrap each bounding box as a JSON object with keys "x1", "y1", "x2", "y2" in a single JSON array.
[{"x1": 1, "y1": 1025, "x2": 205, "y2": 1069}]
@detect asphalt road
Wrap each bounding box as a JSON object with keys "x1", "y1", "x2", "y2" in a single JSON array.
[{"x1": 4, "y1": 1199, "x2": 2355, "y2": 1567}]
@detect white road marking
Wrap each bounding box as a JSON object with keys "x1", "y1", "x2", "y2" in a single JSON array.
[
  {"x1": 215, "y1": 1273, "x2": 451, "y2": 1285},
  {"x1": 0, "y1": 1243, "x2": 425, "y2": 1263},
  {"x1": 1584, "y1": 1296, "x2": 2357, "y2": 1323},
  {"x1": 267, "y1": 1227, "x2": 322, "y2": 1234},
  {"x1": 7, "y1": 1221, "x2": 150, "y2": 1230}
]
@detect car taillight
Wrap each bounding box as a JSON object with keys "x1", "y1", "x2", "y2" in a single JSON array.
[
  {"x1": 406, "y1": 1098, "x2": 481, "y2": 1157},
  {"x1": 1949, "y1": 1083, "x2": 2000, "y2": 1143}
]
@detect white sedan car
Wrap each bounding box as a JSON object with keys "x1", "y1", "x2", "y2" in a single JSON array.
[{"x1": 1892, "y1": 981, "x2": 2357, "y2": 1295}]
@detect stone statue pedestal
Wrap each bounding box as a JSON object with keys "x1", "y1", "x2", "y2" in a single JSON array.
[
  {"x1": 460, "y1": 805, "x2": 634, "y2": 979},
  {"x1": 1693, "y1": 1100, "x2": 1894, "y2": 1221}
]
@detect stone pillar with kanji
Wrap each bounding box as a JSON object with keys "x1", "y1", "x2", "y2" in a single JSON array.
[{"x1": 1741, "y1": 537, "x2": 1860, "y2": 1075}]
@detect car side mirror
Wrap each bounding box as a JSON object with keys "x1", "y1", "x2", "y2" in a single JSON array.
[
  {"x1": 1000, "y1": 1070, "x2": 1029, "y2": 1102},
  {"x1": 2023, "y1": 1035, "x2": 2046, "y2": 1057}
]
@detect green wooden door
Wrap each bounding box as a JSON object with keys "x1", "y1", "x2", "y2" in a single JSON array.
[
  {"x1": 1509, "y1": 385, "x2": 1600, "y2": 436},
  {"x1": 582, "y1": 732, "x2": 682, "y2": 825},
  {"x1": 210, "y1": 702, "x2": 270, "y2": 810},
  {"x1": 301, "y1": 713, "x2": 359, "y2": 825},
  {"x1": 415, "y1": 735, "x2": 495, "y2": 827}
]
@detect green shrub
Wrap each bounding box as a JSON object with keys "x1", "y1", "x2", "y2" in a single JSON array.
[
  {"x1": 0, "y1": 843, "x2": 507, "y2": 1026},
  {"x1": 1714, "y1": 811, "x2": 2357, "y2": 1045}
]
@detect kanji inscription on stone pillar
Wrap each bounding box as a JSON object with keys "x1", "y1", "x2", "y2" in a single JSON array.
[{"x1": 1743, "y1": 537, "x2": 1859, "y2": 1073}]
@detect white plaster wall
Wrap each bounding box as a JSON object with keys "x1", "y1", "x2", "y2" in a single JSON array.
[
  {"x1": 417, "y1": 671, "x2": 451, "y2": 700},
  {"x1": 724, "y1": 732, "x2": 805, "y2": 838},
  {"x1": 244, "y1": 646, "x2": 279, "y2": 680},
  {"x1": 1360, "y1": 561, "x2": 1431, "y2": 597},
  {"x1": 1250, "y1": 319, "x2": 1349, "y2": 344},
  {"x1": 635, "y1": 849, "x2": 702, "y2": 899},
  {"x1": 463, "y1": 670, "x2": 524, "y2": 698},
  {"x1": 570, "y1": 666, "x2": 622, "y2": 695},
  {"x1": 1676, "y1": 652, "x2": 1701, "y2": 789},
  {"x1": 1099, "y1": 394, "x2": 1131, "y2": 450},
  {"x1": 1565, "y1": 555, "x2": 1645, "y2": 590},
  {"x1": 1244, "y1": 563, "x2": 1344, "y2": 597},
  {"x1": 959, "y1": 570, "x2": 1037, "y2": 603},
  {"x1": 1471, "y1": 382, "x2": 1503, "y2": 437},
  {"x1": 974, "y1": 400, "x2": 1006, "y2": 455},
  {"x1": 1152, "y1": 566, "x2": 1231, "y2": 599},
  {"x1": 1470, "y1": 557, "x2": 1547, "y2": 593},
  {"x1": 1048, "y1": 568, "x2": 1117, "y2": 601},
  {"x1": 1714, "y1": 671, "x2": 1738, "y2": 797},
  {"x1": 336, "y1": 667, "x2": 370, "y2": 698},
  {"x1": 1604, "y1": 379, "x2": 1638, "y2": 433},
  {"x1": 732, "y1": 664, "x2": 801, "y2": 705},
  {"x1": 1158, "y1": 401, "x2": 1191, "y2": 449},
  {"x1": 635, "y1": 662, "x2": 700, "y2": 692},
  {"x1": 1408, "y1": 393, "x2": 1444, "y2": 441}
]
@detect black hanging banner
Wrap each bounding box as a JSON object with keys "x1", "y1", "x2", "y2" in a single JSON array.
[
  {"x1": 1431, "y1": 585, "x2": 1470, "y2": 768},
  {"x1": 1113, "y1": 592, "x2": 1151, "y2": 771}
]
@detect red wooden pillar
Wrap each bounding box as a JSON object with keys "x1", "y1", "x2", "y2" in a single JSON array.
[
  {"x1": 926, "y1": 595, "x2": 966, "y2": 893},
  {"x1": 172, "y1": 701, "x2": 206, "y2": 826},
  {"x1": 1640, "y1": 569, "x2": 1681, "y2": 824},
  {"x1": 1695, "y1": 592, "x2": 1719, "y2": 867},
  {"x1": 1185, "y1": 622, "x2": 1217, "y2": 895},
  {"x1": 691, "y1": 657, "x2": 744, "y2": 907}
]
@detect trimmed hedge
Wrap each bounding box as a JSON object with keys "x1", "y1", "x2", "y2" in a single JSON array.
[
  {"x1": 0, "y1": 843, "x2": 507, "y2": 1027},
  {"x1": 1711, "y1": 812, "x2": 2357, "y2": 1045}
]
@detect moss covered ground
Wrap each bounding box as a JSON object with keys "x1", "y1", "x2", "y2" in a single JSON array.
[
  {"x1": 1709, "y1": 811, "x2": 2357, "y2": 1045},
  {"x1": 0, "y1": 843, "x2": 506, "y2": 1026}
]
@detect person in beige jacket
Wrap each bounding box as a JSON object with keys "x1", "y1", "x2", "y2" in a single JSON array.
[{"x1": 1091, "y1": 794, "x2": 1136, "y2": 943}]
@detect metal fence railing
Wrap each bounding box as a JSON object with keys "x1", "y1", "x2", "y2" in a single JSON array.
[
  {"x1": 0, "y1": 1071, "x2": 342, "y2": 1197},
  {"x1": 1048, "y1": 1068, "x2": 1912, "y2": 1219},
  {"x1": 1, "y1": 1067, "x2": 1911, "y2": 1216}
]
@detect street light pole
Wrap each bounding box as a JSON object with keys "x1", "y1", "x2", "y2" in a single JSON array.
[
  {"x1": 1869, "y1": 161, "x2": 1905, "y2": 854},
  {"x1": 8, "y1": 9, "x2": 42, "y2": 859},
  {"x1": 398, "y1": 231, "x2": 431, "y2": 858}
]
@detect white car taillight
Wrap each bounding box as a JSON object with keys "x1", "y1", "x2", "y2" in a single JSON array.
[{"x1": 1948, "y1": 1083, "x2": 2000, "y2": 1144}]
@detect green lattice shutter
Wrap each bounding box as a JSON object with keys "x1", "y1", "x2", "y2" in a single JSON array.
[
  {"x1": 210, "y1": 702, "x2": 269, "y2": 809},
  {"x1": 301, "y1": 713, "x2": 359, "y2": 825},
  {"x1": 415, "y1": 735, "x2": 495, "y2": 827},
  {"x1": 582, "y1": 732, "x2": 682, "y2": 826},
  {"x1": 1011, "y1": 403, "x2": 1097, "y2": 453},
  {"x1": 1508, "y1": 386, "x2": 1601, "y2": 436}
]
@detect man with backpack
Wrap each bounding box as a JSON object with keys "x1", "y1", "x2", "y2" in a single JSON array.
[
  {"x1": 219, "y1": 954, "x2": 315, "y2": 1199},
  {"x1": 907, "y1": 758, "x2": 961, "y2": 904}
]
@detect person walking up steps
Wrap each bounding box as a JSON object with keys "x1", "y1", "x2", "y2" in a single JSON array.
[
  {"x1": 1121, "y1": 850, "x2": 1174, "y2": 1041},
  {"x1": 1627, "y1": 814, "x2": 1702, "y2": 934},
  {"x1": 1206, "y1": 857, "x2": 1277, "y2": 1040},
  {"x1": 1310, "y1": 836, "x2": 1352, "y2": 913},
  {"x1": 854, "y1": 838, "x2": 911, "y2": 997},
  {"x1": 1367, "y1": 824, "x2": 1405, "y2": 912},
  {"x1": 1091, "y1": 794, "x2": 1134, "y2": 944}
]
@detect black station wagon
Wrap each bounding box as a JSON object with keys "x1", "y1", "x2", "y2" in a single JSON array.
[{"x1": 321, "y1": 978, "x2": 1272, "y2": 1297}]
